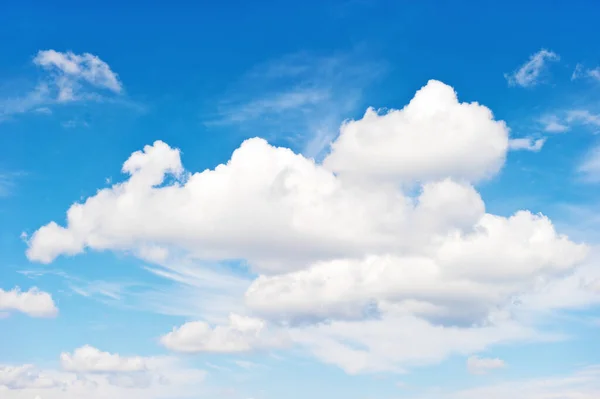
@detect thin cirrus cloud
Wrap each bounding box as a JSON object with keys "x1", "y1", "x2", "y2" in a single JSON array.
[
  {"x1": 208, "y1": 49, "x2": 387, "y2": 158},
  {"x1": 0, "y1": 287, "x2": 58, "y2": 318},
  {"x1": 24, "y1": 79, "x2": 599, "y2": 375},
  {"x1": 572, "y1": 63, "x2": 600, "y2": 82},
  {"x1": 505, "y1": 49, "x2": 560, "y2": 88}
]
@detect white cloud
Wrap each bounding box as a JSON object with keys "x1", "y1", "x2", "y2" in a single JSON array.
[
  {"x1": 211, "y1": 50, "x2": 386, "y2": 158},
  {"x1": 246, "y1": 211, "x2": 586, "y2": 326},
  {"x1": 466, "y1": 355, "x2": 506, "y2": 375},
  {"x1": 505, "y1": 49, "x2": 559, "y2": 88},
  {"x1": 0, "y1": 349, "x2": 206, "y2": 399},
  {"x1": 442, "y1": 365, "x2": 600, "y2": 399},
  {"x1": 539, "y1": 114, "x2": 569, "y2": 133},
  {"x1": 26, "y1": 80, "x2": 597, "y2": 374},
  {"x1": 0, "y1": 365, "x2": 60, "y2": 390},
  {"x1": 572, "y1": 63, "x2": 600, "y2": 82},
  {"x1": 60, "y1": 345, "x2": 148, "y2": 373},
  {"x1": 508, "y1": 137, "x2": 546, "y2": 152},
  {"x1": 567, "y1": 110, "x2": 600, "y2": 128},
  {"x1": 323, "y1": 80, "x2": 509, "y2": 184},
  {"x1": 160, "y1": 314, "x2": 288, "y2": 353},
  {"x1": 0, "y1": 287, "x2": 58, "y2": 318},
  {"x1": 1, "y1": 50, "x2": 124, "y2": 121},
  {"x1": 291, "y1": 311, "x2": 538, "y2": 375},
  {"x1": 33, "y1": 50, "x2": 122, "y2": 99},
  {"x1": 578, "y1": 144, "x2": 600, "y2": 182}
]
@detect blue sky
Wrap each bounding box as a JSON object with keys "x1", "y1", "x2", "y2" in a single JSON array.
[{"x1": 2, "y1": 1, "x2": 600, "y2": 398}]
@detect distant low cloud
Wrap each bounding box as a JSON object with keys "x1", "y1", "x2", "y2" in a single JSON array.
[
  {"x1": 505, "y1": 49, "x2": 559, "y2": 88},
  {"x1": 467, "y1": 355, "x2": 506, "y2": 375}
]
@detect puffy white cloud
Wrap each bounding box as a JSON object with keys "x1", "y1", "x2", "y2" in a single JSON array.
[
  {"x1": 323, "y1": 80, "x2": 509, "y2": 184},
  {"x1": 0, "y1": 346, "x2": 206, "y2": 398},
  {"x1": 0, "y1": 365, "x2": 60, "y2": 390},
  {"x1": 508, "y1": 137, "x2": 545, "y2": 152},
  {"x1": 25, "y1": 80, "x2": 595, "y2": 374},
  {"x1": 247, "y1": 211, "x2": 587, "y2": 326},
  {"x1": 0, "y1": 287, "x2": 58, "y2": 318},
  {"x1": 505, "y1": 49, "x2": 559, "y2": 88},
  {"x1": 60, "y1": 346, "x2": 148, "y2": 373},
  {"x1": 466, "y1": 355, "x2": 506, "y2": 375},
  {"x1": 160, "y1": 314, "x2": 287, "y2": 353},
  {"x1": 33, "y1": 50, "x2": 122, "y2": 100}
]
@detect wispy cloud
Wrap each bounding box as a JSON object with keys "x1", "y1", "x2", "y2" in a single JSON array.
[
  {"x1": 572, "y1": 63, "x2": 600, "y2": 82},
  {"x1": 0, "y1": 171, "x2": 26, "y2": 197},
  {"x1": 208, "y1": 49, "x2": 387, "y2": 158},
  {"x1": 505, "y1": 49, "x2": 560, "y2": 88},
  {"x1": 0, "y1": 50, "x2": 128, "y2": 122},
  {"x1": 539, "y1": 114, "x2": 570, "y2": 133},
  {"x1": 578, "y1": 143, "x2": 600, "y2": 182},
  {"x1": 536, "y1": 109, "x2": 600, "y2": 136}
]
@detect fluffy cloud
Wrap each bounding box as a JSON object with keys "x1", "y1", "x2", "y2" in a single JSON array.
[
  {"x1": 60, "y1": 346, "x2": 148, "y2": 373},
  {"x1": 0, "y1": 287, "x2": 58, "y2": 318},
  {"x1": 247, "y1": 211, "x2": 587, "y2": 326},
  {"x1": 323, "y1": 80, "x2": 509, "y2": 183},
  {"x1": 505, "y1": 49, "x2": 559, "y2": 88},
  {"x1": 26, "y1": 80, "x2": 595, "y2": 374},
  {"x1": 466, "y1": 355, "x2": 506, "y2": 375},
  {"x1": 0, "y1": 365, "x2": 60, "y2": 390},
  {"x1": 160, "y1": 314, "x2": 287, "y2": 353},
  {"x1": 0, "y1": 346, "x2": 205, "y2": 399}
]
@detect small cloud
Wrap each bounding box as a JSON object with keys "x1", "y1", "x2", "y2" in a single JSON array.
[
  {"x1": 33, "y1": 106, "x2": 52, "y2": 115},
  {"x1": 233, "y1": 360, "x2": 260, "y2": 370},
  {"x1": 61, "y1": 119, "x2": 89, "y2": 129},
  {"x1": 539, "y1": 114, "x2": 569, "y2": 133},
  {"x1": 578, "y1": 144, "x2": 600, "y2": 182},
  {"x1": 467, "y1": 355, "x2": 506, "y2": 375},
  {"x1": 567, "y1": 110, "x2": 600, "y2": 128},
  {"x1": 509, "y1": 137, "x2": 546, "y2": 152},
  {"x1": 33, "y1": 49, "x2": 123, "y2": 99},
  {"x1": 1, "y1": 50, "x2": 126, "y2": 122},
  {"x1": 571, "y1": 63, "x2": 600, "y2": 82},
  {"x1": 505, "y1": 49, "x2": 559, "y2": 88}
]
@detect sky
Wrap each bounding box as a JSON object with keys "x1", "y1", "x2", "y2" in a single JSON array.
[{"x1": 1, "y1": 0, "x2": 600, "y2": 398}]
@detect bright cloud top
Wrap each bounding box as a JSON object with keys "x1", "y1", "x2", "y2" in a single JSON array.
[
  {"x1": 25, "y1": 80, "x2": 597, "y2": 374},
  {"x1": 0, "y1": 287, "x2": 58, "y2": 318}
]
